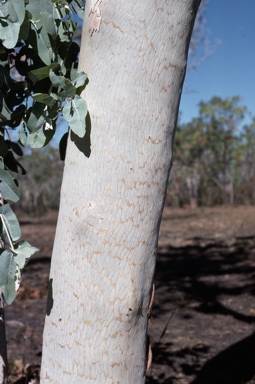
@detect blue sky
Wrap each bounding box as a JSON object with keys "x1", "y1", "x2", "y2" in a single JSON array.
[
  {"x1": 52, "y1": 1, "x2": 255, "y2": 145},
  {"x1": 179, "y1": 0, "x2": 255, "y2": 124}
]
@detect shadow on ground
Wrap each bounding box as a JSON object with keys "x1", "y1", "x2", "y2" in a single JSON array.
[
  {"x1": 147, "y1": 239, "x2": 255, "y2": 383},
  {"x1": 4, "y1": 208, "x2": 255, "y2": 383}
]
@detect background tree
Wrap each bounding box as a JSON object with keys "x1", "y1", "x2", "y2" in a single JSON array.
[
  {"x1": 170, "y1": 96, "x2": 247, "y2": 206},
  {"x1": 235, "y1": 118, "x2": 255, "y2": 204},
  {"x1": 198, "y1": 96, "x2": 245, "y2": 204},
  {"x1": 171, "y1": 117, "x2": 205, "y2": 207},
  {"x1": 16, "y1": 148, "x2": 63, "y2": 215}
]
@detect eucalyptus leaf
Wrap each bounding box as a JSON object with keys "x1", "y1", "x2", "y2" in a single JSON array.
[
  {"x1": 0, "y1": 249, "x2": 17, "y2": 305},
  {"x1": 71, "y1": 0, "x2": 85, "y2": 19},
  {"x1": 29, "y1": 63, "x2": 59, "y2": 83},
  {"x1": 63, "y1": 95, "x2": 87, "y2": 138},
  {"x1": 26, "y1": 0, "x2": 56, "y2": 37},
  {"x1": 28, "y1": 129, "x2": 48, "y2": 148},
  {"x1": 49, "y1": 70, "x2": 76, "y2": 98},
  {"x1": 0, "y1": 203, "x2": 21, "y2": 242},
  {"x1": 28, "y1": 120, "x2": 55, "y2": 148},
  {"x1": 27, "y1": 104, "x2": 46, "y2": 132},
  {"x1": 19, "y1": 9, "x2": 31, "y2": 41},
  {"x1": 70, "y1": 69, "x2": 87, "y2": 90},
  {"x1": 49, "y1": 70, "x2": 61, "y2": 87},
  {"x1": 14, "y1": 240, "x2": 39, "y2": 269},
  {"x1": 59, "y1": 80, "x2": 76, "y2": 99},
  {"x1": 28, "y1": 25, "x2": 52, "y2": 65},
  {"x1": 60, "y1": 20, "x2": 77, "y2": 42},
  {"x1": 0, "y1": 0, "x2": 25, "y2": 49},
  {"x1": 0, "y1": 169, "x2": 20, "y2": 202},
  {"x1": 49, "y1": 71, "x2": 75, "y2": 92},
  {"x1": 32, "y1": 93, "x2": 58, "y2": 107},
  {"x1": 0, "y1": 92, "x2": 12, "y2": 121},
  {"x1": 19, "y1": 122, "x2": 27, "y2": 146}
]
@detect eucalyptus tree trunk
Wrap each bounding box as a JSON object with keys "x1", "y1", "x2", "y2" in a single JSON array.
[{"x1": 41, "y1": 0, "x2": 200, "y2": 382}]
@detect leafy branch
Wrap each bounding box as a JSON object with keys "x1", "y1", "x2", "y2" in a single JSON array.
[
  {"x1": 0, "y1": 0, "x2": 86, "y2": 304},
  {"x1": 0, "y1": 204, "x2": 38, "y2": 304}
]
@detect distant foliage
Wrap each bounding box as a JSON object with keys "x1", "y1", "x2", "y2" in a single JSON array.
[
  {"x1": 0, "y1": 0, "x2": 86, "y2": 304},
  {"x1": 168, "y1": 96, "x2": 255, "y2": 207},
  {"x1": 16, "y1": 148, "x2": 64, "y2": 215}
]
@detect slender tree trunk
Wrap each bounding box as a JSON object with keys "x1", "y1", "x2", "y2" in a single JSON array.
[
  {"x1": 41, "y1": 1, "x2": 201, "y2": 382},
  {"x1": 186, "y1": 170, "x2": 200, "y2": 208},
  {"x1": 0, "y1": 291, "x2": 8, "y2": 384}
]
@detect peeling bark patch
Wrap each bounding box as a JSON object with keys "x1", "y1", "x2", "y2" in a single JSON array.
[{"x1": 88, "y1": 0, "x2": 102, "y2": 36}]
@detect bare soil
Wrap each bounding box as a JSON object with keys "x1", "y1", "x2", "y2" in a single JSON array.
[{"x1": 4, "y1": 206, "x2": 255, "y2": 383}]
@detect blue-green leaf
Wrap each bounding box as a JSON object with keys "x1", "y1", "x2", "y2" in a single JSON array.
[
  {"x1": 71, "y1": 0, "x2": 85, "y2": 19},
  {"x1": 0, "y1": 249, "x2": 17, "y2": 305},
  {"x1": 26, "y1": 0, "x2": 56, "y2": 37},
  {"x1": 29, "y1": 24, "x2": 52, "y2": 65},
  {"x1": 49, "y1": 70, "x2": 76, "y2": 98},
  {"x1": 63, "y1": 95, "x2": 87, "y2": 138},
  {"x1": 0, "y1": 0, "x2": 25, "y2": 49},
  {"x1": 0, "y1": 204, "x2": 21, "y2": 242},
  {"x1": 70, "y1": 69, "x2": 87, "y2": 90},
  {"x1": 19, "y1": 122, "x2": 28, "y2": 146},
  {"x1": 14, "y1": 240, "x2": 39, "y2": 269},
  {"x1": 0, "y1": 169, "x2": 20, "y2": 202},
  {"x1": 32, "y1": 93, "x2": 58, "y2": 107},
  {"x1": 28, "y1": 120, "x2": 55, "y2": 148},
  {"x1": 57, "y1": 19, "x2": 76, "y2": 42},
  {"x1": 28, "y1": 128, "x2": 48, "y2": 148},
  {"x1": 27, "y1": 104, "x2": 45, "y2": 132},
  {"x1": 29, "y1": 63, "x2": 59, "y2": 83}
]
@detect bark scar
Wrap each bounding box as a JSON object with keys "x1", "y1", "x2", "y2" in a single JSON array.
[{"x1": 88, "y1": 0, "x2": 102, "y2": 36}]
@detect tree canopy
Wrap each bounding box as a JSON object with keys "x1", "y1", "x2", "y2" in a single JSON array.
[{"x1": 170, "y1": 96, "x2": 255, "y2": 207}]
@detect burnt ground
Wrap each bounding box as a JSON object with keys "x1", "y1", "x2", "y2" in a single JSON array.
[{"x1": 4, "y1": 206, "x2": 255, "y2": 383}]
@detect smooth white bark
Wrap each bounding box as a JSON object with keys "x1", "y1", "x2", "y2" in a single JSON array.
[{"x1": 41, "y1": 1, "x2": 200, "y2": 382}]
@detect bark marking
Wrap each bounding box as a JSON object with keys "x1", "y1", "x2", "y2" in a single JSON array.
[{"x1": 88, "y1": 0, "x2": 102, "y2": 36}]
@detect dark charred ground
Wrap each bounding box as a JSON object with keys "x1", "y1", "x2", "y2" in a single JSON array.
[{"x1": 4, "y1": 206, "x2": 255, "y2": 383}]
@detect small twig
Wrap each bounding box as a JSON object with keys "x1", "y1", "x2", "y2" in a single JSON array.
[{"x1": 159, "y1": 308, "x2": 177, "y2": 341}]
